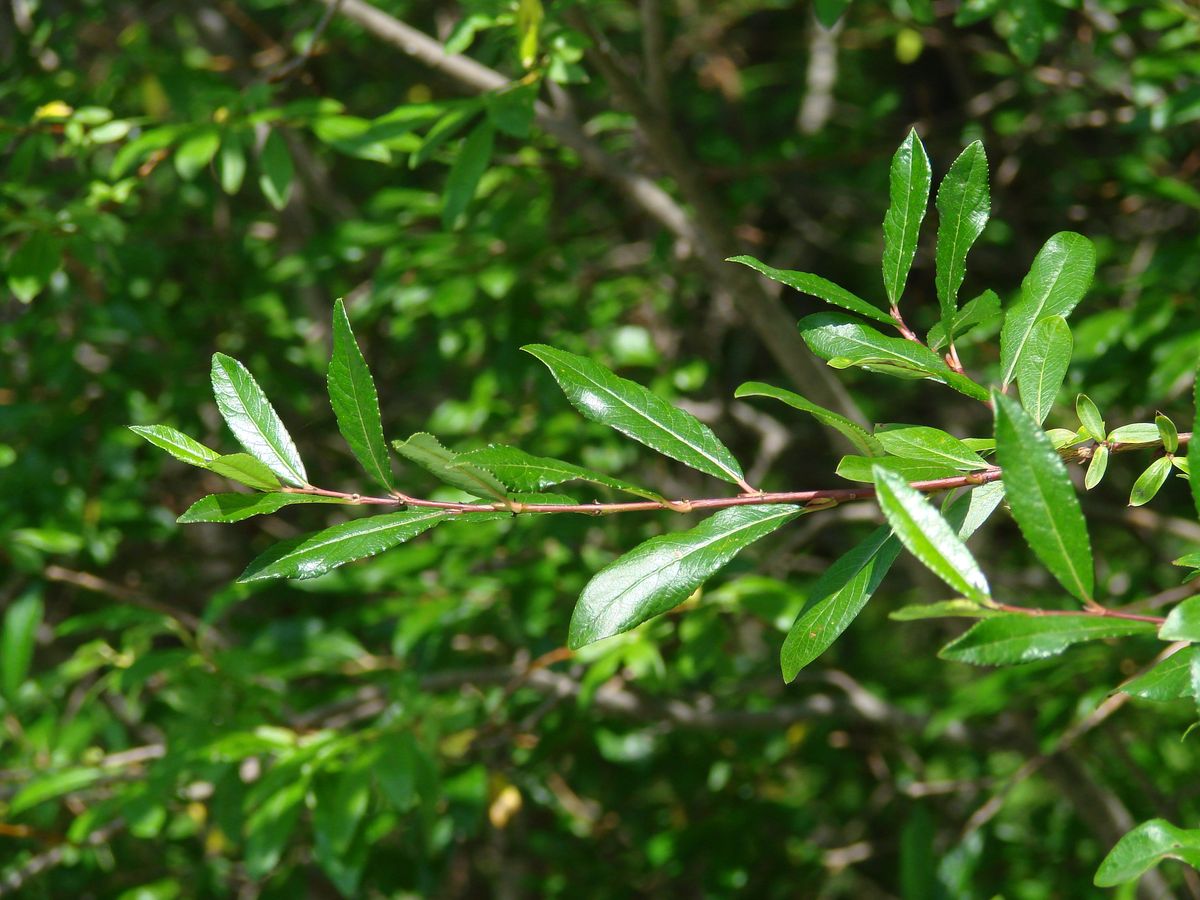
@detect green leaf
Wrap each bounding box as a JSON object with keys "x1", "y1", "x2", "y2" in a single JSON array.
[
  {"x1": 889, "y1": 600, "x2": 997, "y2": 621},
  {"x1": 875, "y1": 426, "x2": 988, "y2": 471},
  {"x1": 999, "y1": 232, "x2": 1096, "y2": 386},
  {"x1": 728, "y1": 255, "x2": 893, "y2": 325},
  {"x1": 799, "y1": 313, "x2": 989, "y2": 401},
  {"x1": 873, "y1": 467, "x2": 990, "y2": 602},
  {"x1": 244, "y1": 778, "x2": 307, "y2": 879},
  {"x1": 524, "y1": 344, "x2": 747, "y2": 486},
  {"x1": 442, "y1": 120, "x2": 494, "y2": 228},
  {"x1": 993, "y1": 391, "x2": 1094, "y2": 604},
  {"x1": 1190, "y1": 373, "x2": 1200, "y2": 522},
  {"x1": 1109, "y1": 423, "x2": 1161, "y2": 444},
  {"x1": 9, "y1": 766, "x2": 103, "y2": 815},
  {"x1": 780, "y1": 527, "x2": 900, "y2": 680},
  {"x1": 313, "y1": 768, "x2": 370, "y2": 858},
  {"x1": 455, "y1": 445, "x2": 663, "y2": 501},
  {"x1": 177, "y1": 493, "x2": 349, "y2": 524},
  {"x1": 1174, "y1": 552, "x2": 1200, "y2": 570},
  {"x1": 328, "y1": 300, "x2": 393, "y2": 492},
  {"x1": 569, "y1": 505, "x2": 803, "y2": 648},
  {"x1": 926, "y1": 289, "x2": 1002, "y2": 351},
  {"x1": 211, "y1": 353, "x2": 308, "y2": 487},
  {"x1": 206, "y1": 454, "x2": 282, "y2": 492},
  {"x1": 392, "y1": 433, "x2": 508, "y2": 500},
  {"x1": 1076, "y1": 393, "x2": 1106, "y2": 442},
  {"x1": 734, "y1": 381, "x2": 883, "y2": 456},
  {"x1": 410, "y1": 104, "x2": 481, "y2": 168},
  {"x1": 8, "y1": 231, "x2": 62, "y2": 303},
  {"x1": 258, "y1": 129, "x2": 294, "y2": 210},
  {"x1": 1095, "y1": 819, "x2": 1200, "y2": 887},
  {"x1": 1130, "y1": 456, "x2": 1172, "y2": 507},
  {"x1": 1120, "y1": 648, "x2": 1199, "y2": 701},
  {"x1": 1015, "y1": 315, "x2": 1072, "y2": 425},
  {"x1": 2, "y1": 590, "x2": 43, "y2": 700},
  {"x1": 129, "y1": 425, "x2": 218, "y2": 467},
  {"x1": 173, "y1": 127, "x2": 219, "y2": 180},
  {"x1": 1085, "y1": 444, "x2": 1109, "y2": 490},
  {"x1": 882, "y1": 129, "x2": 932, "y2": 306},
  {"x1": 835, "y1": 455, "x2": 961, "y2": 484},
  {"x1": 1157, "y1": 413, "x2": 1179, "y2": 455},
  {"x1": 238, "y1": 509, "x2": 449, "y2": 582},
  {"x1": 1160, "y1": 597, "x2": 1200, "y2": 642},
  {"x1": 948, "y1": 481, "x2": 1006, "y2": 540},
  {"x1": 940, "y1": 614, "x2": 1154, "y2": 666},
  {"x1": 934, "y1": 141, "x2": 990, "y2": 337},
  {"x1": 813, "y1": 0, "x2": 852, "y2": 28},
  {"x1": 217, "y1": 130, "x2": 247, "y2": 194}
]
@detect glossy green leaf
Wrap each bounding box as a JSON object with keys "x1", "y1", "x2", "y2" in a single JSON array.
[
  {"x1": 1192, "y1": 371, "x2": 1200, "y2": 520},
  {"x1": 211, "y1": 354, "x2": 307, "y2": 487},
  {"x1": 258, "y1": 128, "x2": 294, "y2": 210},
  {"x1": 1015, "y1": 315, "x2": 1071, "y2": 425},
  {"x1": 780, "y1": 527, "x2": 900, "y2": 680},
  {"x1": 1109, "y1": 423, "x2": 1161, "y2": 444},
  {"x1": 442, "y1": 120, "x2": 494, "y2": 228},
  {"x1": 734, "y1": 381, "x2": 882, "y2": 456},
  {"x1": 1085, "y1": 444, "x2": 1109, "y2": 490},
  {"x1": 129, "y1": 425, "x2": 218, "y2": 467},
  {"x1": 873, "y1": 467, "x2": 990, "y2": 602},
  {"x1": 173, "y1": 128, "x2": 219, "y2": 180},
  {"x1": 238, "y1": 509, "x2": 448, "y2": 582},
  {"x1": 889, "y1": 600, "x2": 997, "y2": 621},
  {"x1": 993, "y1": 391, "x2": 1094, "y2": 603},
  {"x1": 1130, "y1": 457, "x2": 1171, "y2": 507},
  {"x1": 1120, "y1": 648, "x2": 1199, "y2": 701},
  {"x1": 2, "y1": 590, "x2": 43, "y2": 700},
  {"x1": 836, "y1": 455, "x2": 961, "y2": 484},
  {"x1": 1156, "y1": 413, "x2": 1179, "y2": 454},
  {"x1": 940, "y1": 614, "x2": 1153, "y2": 665},
  {"x1": 926, "y1": 289, "x2": 1002, "y2": 351},
  {"x1": 728, "y1": 255, "x2": 893, "y2": 325},
  {"x1": 569, "y1": 505, "x2": 803, "y2": 648},
  {"x1": 875, "y1": 426, "x2": 988, "y2": 471},
  {"x1": 217, "y1": 130, "x2": 246, "y2": 194},
  {"x1": 1174, "y1": 552, "x2": 1200, "y2": 569},
  {"x1": 947, "y1": 481, "x2": 1006, "y2": 540},
  {"x1": 177, "y1": 493, "x2": 349, "y2": 524},
  {"x1": 524, "y1": 344, "x2": 747, "y2": 486},
  {"x1": 206, "y1": 453, "x2": 282, "y2": 492},
  {"x1": 392, "y1": 433, "x2": 507, "y2": 500},
  {"x1": 1160, "y1": 597, "x2": 1200, "y2": 642},
  {"x1": 934, "y1": 141, "x2": 990, "y2": 336},
  {"x1": 1094, "y1": 819, "x2": 1200, "y2": 887},
  {"x1": 455, "y1": 445, "x2": 662, "y2": 501},
  {"x1": 328, "y1": 300, "x2": 393, "y2": 492},
  {"x1": 999, "y1": 232, "x2": 1096, "y2": 386},
  {"x1": 882, "y1": 129, "x2": 931, "y2": 306},
  {"x1": 799, "y1": 313, "x2": 989, "y2": 401},
  {"x1": 1076, "y1": 393, "x2": 1105, "y2": 442}
]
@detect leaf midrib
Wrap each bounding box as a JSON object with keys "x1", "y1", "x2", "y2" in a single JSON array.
[
  {"x1": 332, "y1": 334, "x2": 390, "y2": 486},
  {"x1": 219, "y1": 359, "x2": 306, "y2": 485}
]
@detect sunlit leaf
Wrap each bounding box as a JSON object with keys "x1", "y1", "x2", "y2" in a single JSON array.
[
  {"x1": 1095, "y1": 819, "x2": 1200, "y2": 887},
  {"x1": 211, "y1": 353, "x2": 308, "y2": 487},
  {"x1": 729, "y1": 255, "x2": 893, "y2": 325},
  {"x1": 735, "y1": 381, "x2": 882, "y2": 456},
  {"x1": 940, "y1": 614, "x2": 1153, "y2": 665},
  {"x1": 328, "y1": 300, "x2": 393, "y2": 492},
  {"x1": 392, "y1": 433, "x2": 508, "y2": 500},
  {"x1": 177, "y1": 493, "x2": 349, "y2": 524},
  {"x1": 881, "y1": 129, "x2": 932, "y2": 306},
  {"x1": 1015, "y1": 315, "x2": 1071, "y2": 425},
  {"x1": 934, "y1": 141, "x2": 989, "y2": 337}
]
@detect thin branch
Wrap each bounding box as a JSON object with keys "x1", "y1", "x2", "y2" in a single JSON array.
[{"x1": 267, "y1": 0, "x2": 343, "y2": 82}]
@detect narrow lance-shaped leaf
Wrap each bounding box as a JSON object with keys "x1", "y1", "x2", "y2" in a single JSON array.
[
  {"x1": 1120, "y1": 647, "x2": 1199, "y2": 701},
  {"x1": 1015, "y1": 315, "x2": 1072, "y2": 425},
  {"x1": 1159, "y1": 597, "x2": 1200, "y2": 642},
  {"x1": 993, "y1": 391, "x2": 1094, "y2": 603},
  {"x1": 569, "y1": 505, "x2": 804, "y2": 648},
  {"x1": 1095, "y1": 820, "x2": 1200, "y2": 887},
  {"x1": 873, "y1": 467, "x2": 990, "y2": 602},
  {"x1": 211, "y1": 353, "x2": 308, "y2": 487},
  {"x1": 328, "y1": 300, "x2": 393, "y2": 492},
  {"x1": 934, "y1": 141, "x2": 990, "y2": 338},
  {"x1": 799, "y1": 313, "x2": 989, "y2": 402},
  {"x1": 2, "y1": 590, "x2": 43, "y2": 700},
  {"x1": 1076, "y1": 393, "x2": 1105, "y2": 442},
  {"x1": 1130, "y1": 457, "x2": 1172, "y2": 507},
  {"x1": 455, "y1": 445, "x2": 663, "y2": 501},
  {"x1": 734, "y1": 381, "x2": 882, "y2": 456},
  {"x1": 728, "y1": 255, "x2": 894, "y2": 325},
  {"x1": 836, "y1": 455, "x2": 961, "y2": 484},
  {"x1": 206, "y1": 453, "x2": 281, "y2": 491},
  {"x1": 780, "y1": 527, "x2": 901, "y2": 681},
  {"x1": 940, "y1": 614, "x2": 1155, "y2": 666},
  {"x1": 258, "y1": 128, "x2": 294, "y2": 211},
  {"x1": 874, "y1": 425, "x2": 988, "y2": 471},
  {"x1": 523, "y1": 344, "x2": 747, "y2": 486},
  {"x1": 1085, "y1": 444, "x2": 1109, "y2": 490},
  {"x1": 238, "y1": 509, "x2": 450, "y2": 582},
  {"x1": 926, "y1": 289, "x2": 1001, "y2": 351},
  {"x1": 442, "y1": 120, "x2": 494, "y2": 228},
  {"x1": 177, "y1": 493, "x2": 350, "y2": 524},
  {"x1": 392, "y1": 433, "x2": 508, "y2": 500},
  {"x1": 999, "y1": 232, "x2": 1096, "y2": 386},
  {"x1": 882, "y1": 129, "x2": 932, "y2": 307},
  {"x1": 128, "y1": 425, "x2": 218, "y2": 467}
]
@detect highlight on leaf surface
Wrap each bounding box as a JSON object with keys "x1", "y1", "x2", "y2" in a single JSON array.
[
  {"x1": 934, "y1": 140, "x2": 990, "y2": 337},
  {"x1": 211, "y1": 352, "x2": 309, "y2": 487},
  {"x1": 940, "y1": 614, "x2": 1154, "y2": 666},
  {"x1": 328, "y1": 299, "x2": 393, "y2": 492},
  {"x1": 881, "y1": 128, "x2": 931, "y2": 307}
]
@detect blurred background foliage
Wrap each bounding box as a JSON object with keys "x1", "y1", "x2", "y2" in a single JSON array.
[{"x1": 3, "y1": 0, "x2": 1200, "y2": 896}]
